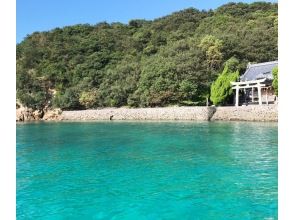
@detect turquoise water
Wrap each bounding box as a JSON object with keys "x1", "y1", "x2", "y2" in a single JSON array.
[{"x1": 17, "y1": 121, "x2": 277, "y2": 219}]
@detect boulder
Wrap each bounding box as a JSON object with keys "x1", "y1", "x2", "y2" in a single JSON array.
[
  {"x1": 16, "y1": 105, "x2": 62, "y2": 122},
  {"x1": 43, "y1": 108, "x2": 62, "y2": 121},
  {"x1": 16, "y1": 107, "x2": 35, "y2": 122},
  {"x1": 33, "y1": 110, "x2": 44, "y2": 120}
]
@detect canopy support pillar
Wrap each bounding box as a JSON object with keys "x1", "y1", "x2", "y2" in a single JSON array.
[
  {"x1": 266, "y1": 88, "x2": 268, "y2": 105},
  {"x1": 235, "y1": 86, "x2": 239, "y2": 107},
  {"x1": 258, "y1": 84, "x2": 262, "y2": 105}
]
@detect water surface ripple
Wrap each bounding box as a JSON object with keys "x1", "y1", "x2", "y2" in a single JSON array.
[{"x1": 17, "y1": 121, "x2": 278, "y2": 219}]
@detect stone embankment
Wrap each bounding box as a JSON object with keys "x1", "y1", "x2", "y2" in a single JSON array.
[
  {"x1": 61, "y1": 105, "x2": 278, "y2": 122},
  {"x1": 210, "y1": 105, "x2": 278, "y2": 121},
  {"x1": 62, "y1": 107, "x2": 216, "y2": 121},
  {"x1": 16, "y1": 105, "x2": 278, "y2": 122}
]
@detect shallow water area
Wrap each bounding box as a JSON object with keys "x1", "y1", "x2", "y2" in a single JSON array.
[{"x1": 17, "y1": 121, "x2": 278, "y2": 219}]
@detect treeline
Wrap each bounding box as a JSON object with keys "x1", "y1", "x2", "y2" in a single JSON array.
[{"x1": 16, "y1": 2, "x2": 278, "y2": 110}]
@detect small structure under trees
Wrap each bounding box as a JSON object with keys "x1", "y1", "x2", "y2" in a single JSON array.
[{"x1": 231, "y1": 61, "x2": 278, "y2": 106}]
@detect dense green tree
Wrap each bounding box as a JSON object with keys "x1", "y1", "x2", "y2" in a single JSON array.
[
  {"x1": 78, "y1": 90, "x2": 99, "y2": 108},
  {"x1": 199, "y1": 35, "x2": 223, "y2": 69},
  {"x1": 53, "y1": 88, "x2": 82, "y2": 110},
  {"x1": 210, "y1": 58, "x2": 240, "y2": 105}
]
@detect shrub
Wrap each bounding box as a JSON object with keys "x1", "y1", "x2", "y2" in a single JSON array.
[
  {"x1": 53, "y1": 88, "x2": 81, "y2": 110},
  {"x1": 79, "y1": 90, "x2": 99, "y2": 108}
]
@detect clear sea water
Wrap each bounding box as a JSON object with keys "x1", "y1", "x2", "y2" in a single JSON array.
[{"x1": 16, "y1": 121, "x2": 278, "y2": 220}]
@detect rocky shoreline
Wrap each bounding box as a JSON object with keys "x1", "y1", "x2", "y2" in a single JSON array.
[
  {"x1": 16, "y1": 107, "x2": 62, "y2": 122},
  {"x1": 16, "y1": 105, "x2": 278, "y2": 122}
]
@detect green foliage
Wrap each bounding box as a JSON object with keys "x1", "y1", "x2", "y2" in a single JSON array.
[
  {"x1": 210, "y1": 59, "x2": 240, "y2": 105},
  {"x1": 79, "y1": 90, "x2": 99, "y2": 108},
  {"x1": 16, "y1": 90, "x2": 47, "y2": 110},
  {"x1": 272, "y1": 66, "x2": 278, "y2": 96},
  {"x1": 53, "y1": 88, "x2": 81, "y2": 110},
  {"x1": 199, "y1": 35, "x2": 223, "y2": 69},
  {"x1": 179, "y1": 80, "x2": 198, "y2": 100},
  {"x1": 16, "y1": 2, "x2": 278, "y2": 110},
  {"x1": 225, "y1": 56, "x2": 240, "y2": 72}
]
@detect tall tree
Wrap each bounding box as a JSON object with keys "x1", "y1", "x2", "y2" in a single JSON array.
[{"x1": 210, "y1": 57, "x2": 240, "y2": 105}]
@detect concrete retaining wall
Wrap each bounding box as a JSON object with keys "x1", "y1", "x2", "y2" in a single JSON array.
[
  {"x1": 211, "y1": 105, "x2": 278, "y2": 121},
  {"x1": 61, "y1": 105, "x2": 278, "y2": 122},
  {"x1": 61, "y1": 107, "x2": 216, "y2": 121}
]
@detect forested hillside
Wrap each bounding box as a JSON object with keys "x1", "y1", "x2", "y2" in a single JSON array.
[{"x1": 16, "y1": 2, "x2": 278, "y2": 110}]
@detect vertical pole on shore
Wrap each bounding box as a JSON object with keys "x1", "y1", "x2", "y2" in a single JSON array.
[{"x1": 258, "y1": 84, "x2": 262, "y2": 105}]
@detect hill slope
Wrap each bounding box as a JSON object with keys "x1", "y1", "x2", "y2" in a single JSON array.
[{"x1": 16, "y1": 2, "x2": 278, "y2": 110}]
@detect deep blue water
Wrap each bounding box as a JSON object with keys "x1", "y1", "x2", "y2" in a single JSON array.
[{"x1": 16, "y1": 121, "x2": 277, "y2": 219}]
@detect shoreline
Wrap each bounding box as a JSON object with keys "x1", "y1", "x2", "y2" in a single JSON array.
[
  {"x1": 61, "y1": 106, "x2": 216, "y2": 121},
  {"x1": 16, "y1": 105, "x2": 278, "y2": 122},
  {"x1": 16, "y1": 120, "x2": 278, "y2": 125},
  {"x1": 62, "y1": 105, "x2": 278, "y2": 122}
]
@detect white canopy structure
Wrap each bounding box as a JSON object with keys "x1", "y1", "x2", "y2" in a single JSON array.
[
  {"x1": 230, "y1": 61, "x2": 277, "y2": 106},
  {"x1": 231, "y1": 79, "x2": 266, "y2": 106}
]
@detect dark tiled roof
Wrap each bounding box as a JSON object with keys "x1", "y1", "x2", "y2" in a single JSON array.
[{"x1": 240, "y1": 61, "x2": 278, "y2": 82}]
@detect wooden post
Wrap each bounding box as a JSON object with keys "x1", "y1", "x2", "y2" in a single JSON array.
[
  {"x1": 235, "y1": 86, "x2": 239, "y2": 107},
  {"x1": 252, "y1": 87, "x2": 254, "y2": 102},
  {"x1": 258, "y1": 84, "x2": 262, "y2": 105}
]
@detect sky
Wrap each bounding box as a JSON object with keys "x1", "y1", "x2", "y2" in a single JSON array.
[{"x1": 16, "y1": 0, "x2": 277, "y2": 43}]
